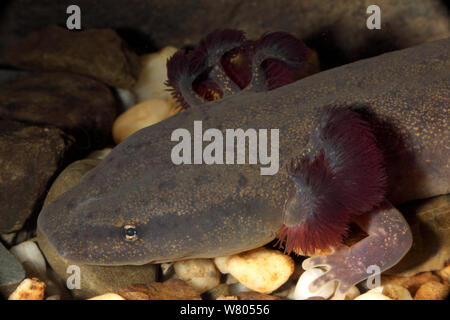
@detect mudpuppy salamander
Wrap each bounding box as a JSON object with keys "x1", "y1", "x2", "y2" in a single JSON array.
[{"x1": 38, "y1": 32, "x2": 449, "y2": 297}]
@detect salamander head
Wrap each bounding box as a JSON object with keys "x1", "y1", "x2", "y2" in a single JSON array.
[
  {"x1": 38, "y1": 193, "x2": 148, "y2": 265},
  {"x1": 36, "y1": 164, "x2": 192, "y2": 266}
]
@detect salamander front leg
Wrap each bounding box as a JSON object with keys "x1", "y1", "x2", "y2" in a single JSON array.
[{"x1": 302, "y1": 201, "x2": 413, "y2": 298}]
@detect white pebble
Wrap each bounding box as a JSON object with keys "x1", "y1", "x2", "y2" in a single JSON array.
[
  {"x1": 174, "y1": 259, "x2": 220, "y2": 293},
  {"x1": 112, "y1": 98, "x2": 181, "y2": 144},
  {"x1": 217, "y1": 295, "x2": 239, "y2": 300},
  {"x1": 290, "y1": 268, "x2": 337, "y2": 300},
  {"x1": 226, "y1": 247, "x2": 294, "y2": 294},
  {"x1": 88, "y1": 293, "x2": 126, "y2": 300},
  {"x1": 354, "y1": 288, "x2": 393, "y2": 300},
  {"x1": 10, "y1": 241, "x2": 46, "y2": 278},
  {"x1": 330, "y1": 286, "x2": 360, "y2": 300},
  {"x1": 87, "y1": 148, "x2": 112, "y2": 160},
  {"x1": 383, "y1": 284, "x2": 413, "y2": 300},
  {"x1": 114, "y1": 88, "x2": 136, "y2": 110},
  {"x1": 133, "y1": 46, "x2": 179, "y2": 102},
  {"x1": 214, "y1": 256, "x2": 231, "y2": 274}
]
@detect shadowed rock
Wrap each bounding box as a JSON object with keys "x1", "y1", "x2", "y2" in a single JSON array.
[
  {"x1": 5, "y1": 26, "x2": 140, "y2": 89},
  {"x1": 0, "y1": 72, "x2": 119, "y2": 149},
  {"x1": 0, "y1": 120, "x2": 73, "y2": 233}
]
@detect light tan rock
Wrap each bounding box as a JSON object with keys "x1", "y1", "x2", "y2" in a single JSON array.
[
  {"x1": 118, "y1": 279, "x2": 201, "y2": 300},
  {"x1": 112, "y1": 98, "x2": 181, "y2": 144},
  {"x1": 226, "y1": 247, "x2": 294, "y2": 294},
  {"x1": 437, "y1": 265, "x2": 450, "y2": 283},
  {"x1": 8, "y1": 278, "x2": 45, "y2": 300},
  {"x1": 382, "y1": 272, "x2": 441, "y2": 296},
  {"x1": 354, "y1": 289, "x2": 392, "y2": 300},
  {"x1": 88, "y1": 293, "x2": 126, "y2": 300},
  {"x1": 237, "y1": 291, "x2": 282, "y2": 300},
  {"x1": 414, "y1": 281, "x2": 449, "y2": 300},
  {"x1": 214, "y1": 256, "x2": 231, "y2": 274},
  {"x1": 330, "y1": 286, "x2": 360, "y2": 300},
  {"x1": 133, "y1": 46, "x2": 179, "y2": 102},
  {"x1": 174, "y1": 259, "x2": 221, "y2": 293},
  {"x1": 217, "y1": 295, "x2": 238, "y2": 300},
  {"x1": 381, "y1": 284, "x2": 413, "y2": 300}
]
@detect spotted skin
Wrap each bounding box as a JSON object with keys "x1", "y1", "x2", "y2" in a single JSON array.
[
  {"x1": 37, "y1": 39, "x2": 449, "y2": 296},
  {"x1": 302, "y1": 201, "x2": 412, "y2": 297}
]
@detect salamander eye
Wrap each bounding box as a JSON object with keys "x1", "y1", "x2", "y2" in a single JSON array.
[{"x1": 122, "y1": 224, "x2": 138, "y2": 242}]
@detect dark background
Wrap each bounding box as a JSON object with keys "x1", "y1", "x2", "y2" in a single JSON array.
[{"x1": 1, "y1": 0, "x2": 449, "y2": 70}]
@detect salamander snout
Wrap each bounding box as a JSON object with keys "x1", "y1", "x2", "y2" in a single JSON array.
[{"x1": 37, "y1": 191, "x2": 155, "y2": 266}]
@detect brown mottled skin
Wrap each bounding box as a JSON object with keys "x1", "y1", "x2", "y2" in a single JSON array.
[{"x1": 38, "y1": 38, "x2": 449, "y2": 295}]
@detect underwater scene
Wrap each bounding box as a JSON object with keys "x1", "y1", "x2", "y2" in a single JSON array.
[{"x1": 0, "y1": 0, "x2": 449, "y2": 306}]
